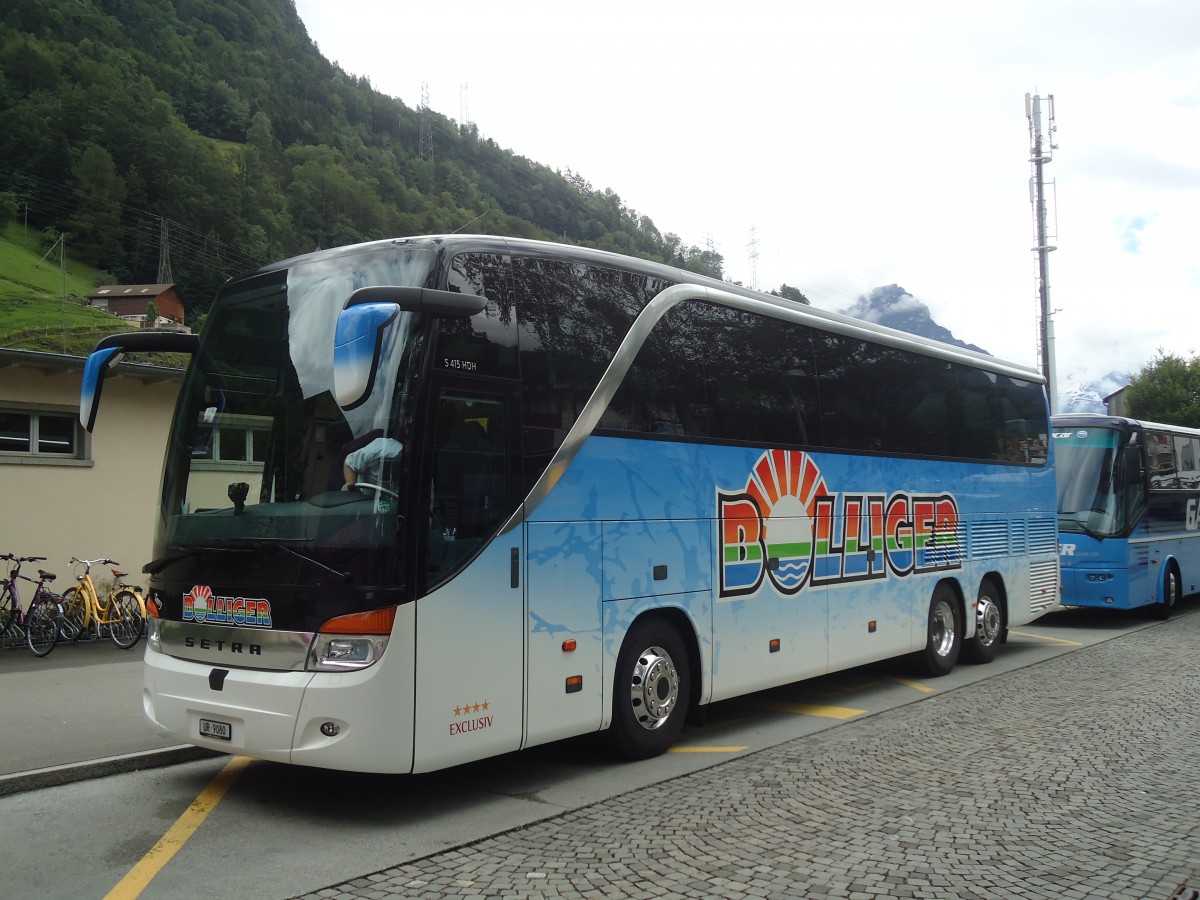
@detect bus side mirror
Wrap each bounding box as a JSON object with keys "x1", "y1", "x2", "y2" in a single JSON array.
[
  {"x1": 80, "y1": 346, "x2": 123, "y2": 433},
  {"x1": 334, "y1": 302, "x2": 400, "y2": 410},
  {"x1": 80, "y1": 331, "x2": 199, "y2": 432},
  {"x1": 333, "y1": 286, "x2": 487, "y2": 410}
]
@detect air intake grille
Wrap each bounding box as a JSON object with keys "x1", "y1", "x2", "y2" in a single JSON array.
[{"x1": 1029, "y1": 559, "x2": 1060, "y2": 613}]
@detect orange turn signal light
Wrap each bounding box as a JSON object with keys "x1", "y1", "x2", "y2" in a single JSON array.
[{"x1": 319, "y1": 606, "x2": 397, "y2": 635}]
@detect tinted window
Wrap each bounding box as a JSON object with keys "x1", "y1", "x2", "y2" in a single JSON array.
[
  {"x1": 515, "y1": 257, "x2": 669, "y2": 484},
  {"x1": 601, "y1": 301, "x2": 815, "y2": 446},
  {"x1": 600, "y1": 301, "x2": 1047, "y2": 465},
  {"x1": 438, "y1": 253, "x2": 518, "y2": 379},
  {"x1": 1147, "y1": 431, "x2": 1178, "y2": 488}
]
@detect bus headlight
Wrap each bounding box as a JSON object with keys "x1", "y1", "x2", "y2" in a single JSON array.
[
  {"x1": 147, "y1": 616, "x2": 164, "y2": 653},
  {"x1": 308, "y1": 634, "x2": 389, "y2": 671},
  {"x1": 306, "y1": 606, "x2": 396, "y2": 672}
]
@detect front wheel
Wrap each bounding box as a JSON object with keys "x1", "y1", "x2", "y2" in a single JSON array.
[
  {"x1": 108, "y1": 590, "x2": 144, "y2": 650},
  {"x1": 25, "y1": 596, "x2": 60, "y2": 657},
  {"x1": 962, "y1": 578, "x2": 1004, "y2": 665},
  {"x1": 607, "y1": 618, "x2": 691, "y2": 759},
  {"x1": 917, "y1": 583, "x2": 961, "y2": 677}
]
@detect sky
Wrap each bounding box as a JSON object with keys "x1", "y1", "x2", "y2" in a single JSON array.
[{"x1": 292, "y1": 0, "x2": 1200, "y2": 401}]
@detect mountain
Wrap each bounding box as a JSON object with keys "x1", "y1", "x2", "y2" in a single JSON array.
[
  {"x1": 0, "y1": 0, "x2": 722, "y2": 315},
  {"x1": 840, "y1": 285, "x2": 989, "y2": 355},
  {"x1": 838, "y1": 284, "x2": 1124, "y2": 414}
]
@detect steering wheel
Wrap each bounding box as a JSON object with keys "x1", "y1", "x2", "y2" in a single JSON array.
[{"x1": 350, "y1": 481, "x2": 399, "y2": 500}]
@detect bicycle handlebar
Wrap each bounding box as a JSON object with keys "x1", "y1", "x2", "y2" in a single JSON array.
[
  {"x1": 1, "y1": 554, "x2": 47, "y2": 563},
  {"x1": 70, "y1": 557, "x2": 118, "y2": 568}
]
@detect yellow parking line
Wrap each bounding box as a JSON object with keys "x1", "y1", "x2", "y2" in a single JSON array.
[
  {"x1": 757, "y1": 700, "x2": 866, "y2": 719},
  {"x1": 668, "y1": 745, "x2": 749, "y2": 753},
  {"x1": 894, "y1": 677, "x2": 936, "y2": 693},
  {"x1": 1008, "y1": 629, "x2": 1084, "y2": 647},
  {"x1": 105, "y1": 755, "x2": 251, "y2": 900}
]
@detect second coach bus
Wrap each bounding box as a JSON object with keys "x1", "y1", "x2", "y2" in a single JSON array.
[
  {"x1": 81, "y1": 235, "x2": 1059, "y2": 773},
  {"x1": 1054, "y1": 413, "x2": 1200, "y2": 618}
]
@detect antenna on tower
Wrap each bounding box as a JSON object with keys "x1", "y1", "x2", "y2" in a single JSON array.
[
  {"x1": 419, "y1": 82, "x2": 434, "y2": 161},
  {"x1": 459, "y1": 82, "x2": 470, "y2": 129},
  {"x1": 1026, "y1": 92, "x2": 1058, "y2": 414},
  {"x1": 157, "y1": 217, "x2": 174, "y2": 285},
  {"x1": 747, "y1": 226, "x2": 760, "y2": 291}
]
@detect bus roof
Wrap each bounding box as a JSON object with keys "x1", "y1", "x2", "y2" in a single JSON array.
[{"x1": 1053, "y1": 413, "x2": 1200, "y2": 439}]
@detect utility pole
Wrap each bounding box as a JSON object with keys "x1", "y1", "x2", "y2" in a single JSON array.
[
  {"x1": 157, "y1": 217, "x2": 174, "y2": 285},
  {"x1": 1026, "y1": 92, "x2": 1058, "y2": 413}
]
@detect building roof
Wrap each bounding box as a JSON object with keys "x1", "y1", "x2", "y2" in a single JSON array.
[
  {"x1": 0, "y1": 347, "x2": 184, "y2": 382},
  {"x1": 88, "y1": 284, "x2": 176, "y2": 299}
]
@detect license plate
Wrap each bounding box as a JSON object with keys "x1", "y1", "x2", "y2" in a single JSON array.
[{"x1": 199, "y1": 718, "x2": 232, "y2": 741}]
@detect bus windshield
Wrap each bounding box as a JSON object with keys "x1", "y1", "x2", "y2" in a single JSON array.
[
  {"x1": 159, "y1": 247, "x2": 434, "y2": 571},
  {"x1": 1054, "y1": 425, "x2": 1126, "y2": 537}
]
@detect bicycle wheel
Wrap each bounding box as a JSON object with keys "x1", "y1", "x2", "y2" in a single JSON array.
[
  {"x1": 108, "y1": 590, "x2": 144, "y2": 650},
  {"x1": 58, "y1": 586, "x2": 89, "y2": 642},
  {"x1": 24, "y1": 596, "x2": 59, "y2": 657}
]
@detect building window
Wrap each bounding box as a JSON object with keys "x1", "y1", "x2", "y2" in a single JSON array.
[{"x1": 0, "y1": 406, "x2": 89, "y2": 464}]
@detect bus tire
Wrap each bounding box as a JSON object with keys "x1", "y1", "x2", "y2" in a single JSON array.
[
  {"x1": 962, "y1": 577, "x2": 1004, "y2": 665},
  {"x1": 918, "y1": 583, "x2": 961, "y2": 677},
  {"x1": 1150, "y1": 564, "x2": 1180, "y2": 621},
  {"x1": 608, "y1": 617, "x2": 690, "y2": 760}
]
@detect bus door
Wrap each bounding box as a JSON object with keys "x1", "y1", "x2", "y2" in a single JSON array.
[{"x1": 411, "y1": 381, "x2": 526, "y2": 770}]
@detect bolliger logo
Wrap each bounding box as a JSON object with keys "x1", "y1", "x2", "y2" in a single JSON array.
[
  {"x1": 183, "y1": 584, "x2": 273, "y2": 628},
  {"x1": 717, "y1": 449, "x2": 961, "y2": 599}
]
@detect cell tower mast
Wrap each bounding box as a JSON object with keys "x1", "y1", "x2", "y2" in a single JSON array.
[
  {"x1": 747, "y1": 226, "x2": 759, "y2": 291},
  {"x1": 1026, "y1": 92, "x2": 1058, "y2": 413},
  {"x1": 419, "y1": 82, "x2": 434, "y2": 161}
]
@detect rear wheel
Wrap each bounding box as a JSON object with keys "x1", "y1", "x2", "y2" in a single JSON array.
[
  {"x1": 24, "y1": 596, "x2": 59, "y2": 657},
  {"x1": 59, "y1": 586, "x2": 89, "y2": 641},
  {"x1": 608, "y1": 618, "x2": 691, "y2": 759},
  {"x1": 962, "y1": 577, "x2": 1004, "y2": 665},
  {"x1": 917, "y1": 583, "x2": 961, "y2": 677},
  {"x1": 108, "y1": 590, "x2": 144, "y2": 650}
]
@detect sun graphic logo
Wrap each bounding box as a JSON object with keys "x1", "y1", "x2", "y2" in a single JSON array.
[
  {"x1": 183, "y1": 584, "x2": 214, "y2": 623},
  {"x1": 717, "y1": 449, "x2": 829, "y2": 598}
]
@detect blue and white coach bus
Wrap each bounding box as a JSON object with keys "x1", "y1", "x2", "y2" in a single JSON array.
[
  {"x1": 81, "y1": 236, "x2": 1058, "y2": 773},
  {"x1": 1054, "y1": 413, "x2": 1200, "y2": 618}
]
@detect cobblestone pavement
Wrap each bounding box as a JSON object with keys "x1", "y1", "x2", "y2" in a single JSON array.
[{"x1": 296, "y1": 613, "x2": 1200, "y2": 900}]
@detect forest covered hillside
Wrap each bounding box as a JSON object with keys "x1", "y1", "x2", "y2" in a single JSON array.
[{"x1": 0, "y1": 0, "x2": 724, "y2": 314}]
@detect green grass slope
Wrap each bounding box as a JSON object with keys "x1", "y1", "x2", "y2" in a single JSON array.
[{"x1": 0, "y1": 224, "x2": 134, "y2": 356}]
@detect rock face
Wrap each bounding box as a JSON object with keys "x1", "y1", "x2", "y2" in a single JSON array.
[{"x1": 840, "y1": 284, "x2": 1121, "y2": 414}]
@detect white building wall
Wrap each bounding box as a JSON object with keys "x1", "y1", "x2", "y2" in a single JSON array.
[{"x1": 0, "y1": 362, "x2": 180, "y2": 591}]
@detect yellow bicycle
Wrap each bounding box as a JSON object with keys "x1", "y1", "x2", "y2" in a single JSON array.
[{"x1": 59, "y1": 557, "x2": 146, "y2": 650}]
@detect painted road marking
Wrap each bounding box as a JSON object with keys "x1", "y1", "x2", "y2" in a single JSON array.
[
  {"x1": 756, "y1": 700, "x2": 866, "y2": 719},
  {"x1": 1009, "y1": 629, "x2": 1084, "y2": 647},
  {"x1": 668, "y1": 745, "x2": 749, "y2": 753},
  {"x1": 105, "y1": 755, "x2": 251, "y2": 900},
  {"x1": 894, "y1": 677, "x2": 936, "y2": 693}
]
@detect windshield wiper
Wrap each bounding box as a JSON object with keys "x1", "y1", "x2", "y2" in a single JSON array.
[
  {"x1": 143, "y1": 546, "x2": 254, "y2": 575},
  {"x1": 251, "y1": 538, "x2": 354, "y2": 583}
]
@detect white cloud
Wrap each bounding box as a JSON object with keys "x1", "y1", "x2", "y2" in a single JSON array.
[{"x1": 293, "y1": 0, "x2": 1200, "y2": 401}]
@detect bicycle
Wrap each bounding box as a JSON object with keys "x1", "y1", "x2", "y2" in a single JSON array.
[
  {"x1": 59, "y1": 557, "x2": 147, "y2": 650},
  {"x1": 0, "y1": 553, "x2": 64, "y2": 657}
]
